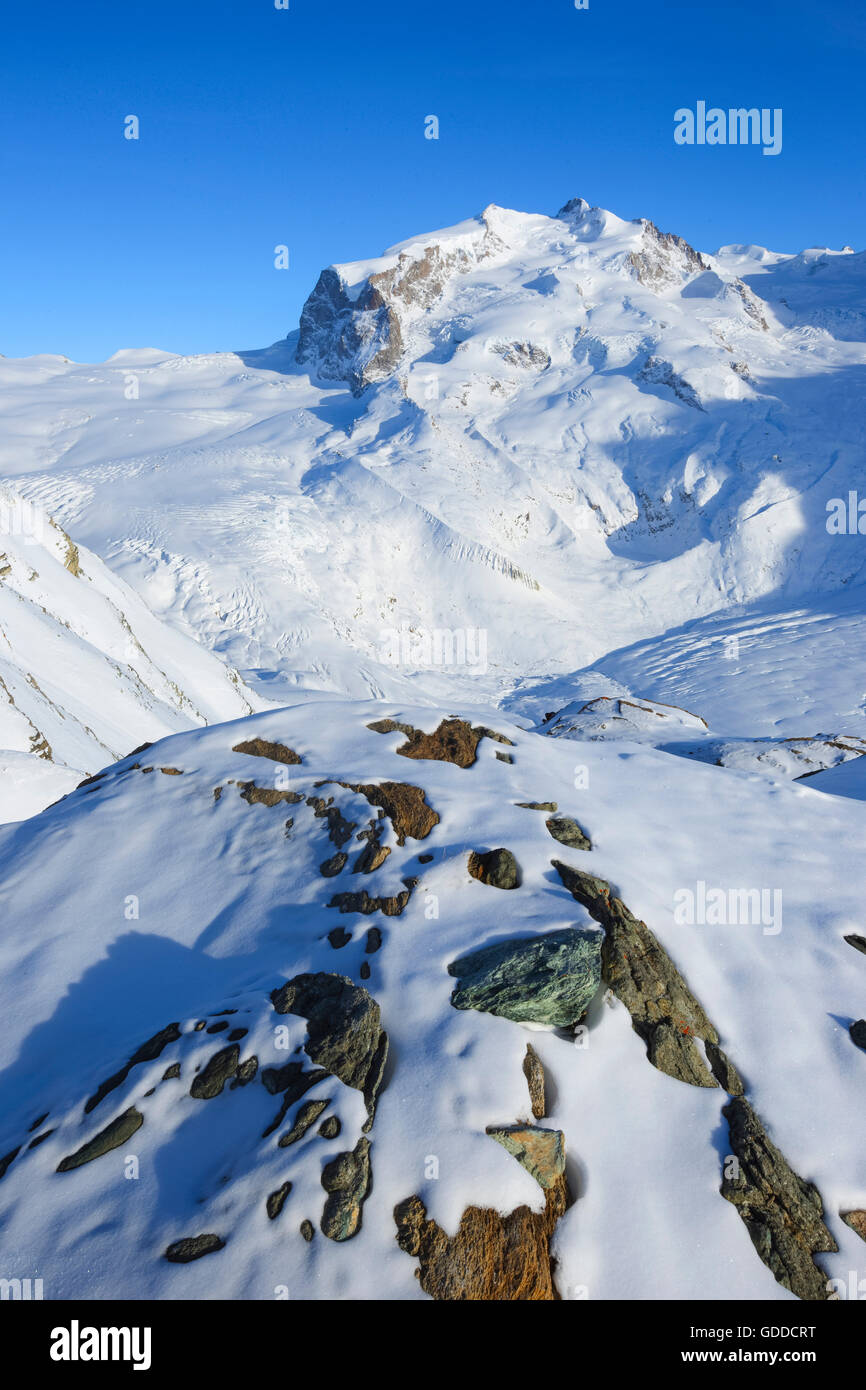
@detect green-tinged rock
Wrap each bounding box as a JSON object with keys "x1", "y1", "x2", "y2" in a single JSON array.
[
  {"x1": 57, "y1": 1107, "x2": 143, "y2": 1172},
  {"x1": 278, "y1": 1100, "x2": 329, "y2": 1147},
  {"x1": 321, "y1": 1138, "x2": 372, "y2": 1242},
  {"x1": 164, "y1": 1234, "x2": 225, "y2": 1263},
  {"x1": 467, "y1": 847, "x2": 521, "y2": 890},
  {"x1": 486, "y1": 1125, "x2": 566, "y2": 1189},
  {"x1": 189, "y1": 1045, "x2": 239, "y2": 1100},
  {"x1": 448, "y1": 928, "x2": 602, "y2": 1026},
  {"x1": 545, "y1": 816, "x2": 591, "y2": 851},
  {"x1": 266, "y1": 1182, "x2": 292, "y2": 1220},
  {"x1": 721, "y1": 1098, "x2": 837, "y2": 1300}
]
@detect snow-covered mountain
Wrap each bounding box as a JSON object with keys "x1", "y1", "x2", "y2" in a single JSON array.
[
  {"x1": 1, "y1": 196, "x2": 865, "y2": 1302},
  {"x1": 0, "y1": 484, "x2": 264, "y2": 821},
  {"x1": 1, "y1": 198, "x2": 864, "y2": 720}
]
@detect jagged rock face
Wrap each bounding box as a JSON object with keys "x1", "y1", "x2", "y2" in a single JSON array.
[
  {"x1": 295, "y1": 211, "x2": 501, "y2": 394},
  {"x1": 448, "y1": 928, "x2": 602, "y2": 1026},
  {"x1": 296, "y1": 266, "x2": 404, "y2": 396},
  {"x1": 552, "y1": 860, "x2": 720, "y2": 1085},
  {"x1": 721, "y1": 1099, "x2": 838, "y2": 1301}
]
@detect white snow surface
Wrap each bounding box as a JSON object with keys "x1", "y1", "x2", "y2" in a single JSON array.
[{"x1": 1, "y1": 195, "x2": 865, "y2": 1301}]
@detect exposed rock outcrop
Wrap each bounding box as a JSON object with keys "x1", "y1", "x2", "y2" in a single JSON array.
[
  {"x1": 393, "y1": 1175, "x2": 570, "y2": 1300},
  {"x1": 367, "y1": 716, "x2": 513, "y2": 768},
  {"x1": 467, "y1": 847, "x2": 522, "y2": 889},
  {"x1": 552, "y1": 860, "x2": 718, "y2": 1086},
  {"x1": 271, "y1": 973, "x2": 388, "y2": 1130},
  {"x1": 57, "y1": 1107, "x2": 143, "y2": 1172},
  {"x1": 721, "y1": 1098, "x2": 838, "y2": 1301},
  {"x1": 321, "y1": 1138, "x2": 372, "y2": 1241},
  {"x1": 522, "y1": 1044, "x2": 546, "y2": 1119},
  {"x1": 448, "y1": 928, "x2": 602, "y2": 1026}
]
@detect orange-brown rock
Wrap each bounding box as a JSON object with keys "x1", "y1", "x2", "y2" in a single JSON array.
[
  {"x1": 394, "y1": 1174, "x2": 569, "y2": 1300},
  {"x1": 367, "y1": 717, "x2": 512, "y2": 769},
  {"x1": 232, "y1": 738, "x2": 302, "y2": 764},
  {"x1": 338, "y1": 780, "x2": 439, "y2": 843}
]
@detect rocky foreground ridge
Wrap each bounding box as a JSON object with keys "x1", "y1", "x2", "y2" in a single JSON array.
[{"x1": 0, "y1": 702, "x2": 863, "y2": 1300}]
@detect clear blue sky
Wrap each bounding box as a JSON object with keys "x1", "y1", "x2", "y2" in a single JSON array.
[{"x1": 2, "y1": 0, "x2": 864, "y2": 361}]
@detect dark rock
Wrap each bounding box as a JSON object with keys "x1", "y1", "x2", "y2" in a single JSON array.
[
  {"x1": 271, "y1": 973, "x2": 388, "y2": 1130},
  {"x1": 28, "y1": 1129, "x2": 55, "y2": 1149},
  {"x1": 261, "y1": 1068, "x2": 328, "y2": 1138},
  {"x1": 0, "y1": 1147, "x2": 21, "y2": 1181},
  {"x1": 319, "y1": 1116, "x2": 341, "y2": 1139},
  {"x1": 844, "y1": 934, "x2": 866, "y2": 957},
  {"x1": 232, "y1": 738, "x2": 301, "y2": 764},
  {"x1": 320, "y1": 853, "x2": 348, "y2": 878},
  {"x1": 227, "y1": 1028, "x2": 248, "y2": 1042},
  {"x1": 552, "y1": 860, "x2": 719, "y2": 1087},
  {"x1": 516, "y1": 801, "x2": 557, "y2": 812},
  {"x1": 321, "y1": 1138, "x2": 372, "y2": 1241},
  {"x1": 231, "y1": 1056, "x2": 258, "y2": 1089},
  {"x1": 721, "y1": 1097, "x2": 837, "y2": 1300},
  {"x1": 85, "y1": 1022, "x2": 181, "y2": 1113},
  {"x1": 306, "y1": 796, "x2": 356, "y2": 847},
  {"x1": 28, "y1": 1112, "x2": 49, "y2": 1132},
  {"x1": 418, "y1": 853, "x2": 433, "y2": 863},
  {"x1": 448, "y1": 928, "x2": 601, "y2": 1026},
  {"x1": 328, "y1": 927, "x2": 352, "y2": 949},
  {"x1": 850, "y1": 1020, "x2": 866, "y2": 1051},
  {"x1": 239, "y1": 782, "x2": 300, "y2": 808},
  {"x1": 57, "y1": 1108, "x2": 143, "y2": 1172},
  {"x1": 706, "y1": 1042, "x2": 745, "y2": 1096},
  {"x1": 300, "y1": 1219, "x2": 315, "y2": 1242},
  {"x1": 164, "y1": 1234, "x2": 226, "y2": 1263},
  {"x1": 365, "y1": 927, "x2": 383, "y2": 954},
  {"x1": 467, "y1": 848, "x2": 522, "y2": 890},
  {"x1": 206, "y1": 1020, "x2": 229, "y2": 1034},
  {"x1": 162, "y1": 1063, "x2": 181, "y2": 1081},
  {"x1": 353, "y1": 822, "x2": 390, "y2": 873},
  {"x1": 545, "y1": 816, "x2": 591, "y2": 851},
  {"x1": 328, "y1": 882, "x2": 416, "y2": 916},
  {"x1": 266, "y1": 1182, "x2": 292, "y2": 1220},
  {"x1": 496, "y1": 752, "x2": 514, "y2": 763},
  {"x1": 522, "y1": 1044, "x2": 546, "y2": 1119},
  {"x1": 189, "y1": 1046, "x2": 240, "y2": 1100},
  {"x1": 278, "y1": 1100, "x2": 329, "y2": 1147}
]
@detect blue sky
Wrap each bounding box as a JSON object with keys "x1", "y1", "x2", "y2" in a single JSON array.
[{"x1": 2, "y1": 0, "x2": 864, "y2": 361}]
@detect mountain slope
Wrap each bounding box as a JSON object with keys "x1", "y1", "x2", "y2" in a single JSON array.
[
  {"x1": 0, "y1": 485, "x2": 264, "y2": 820},
  {"x1": 0, "y1": 703, "x2": 862, "y2": 1300}
]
